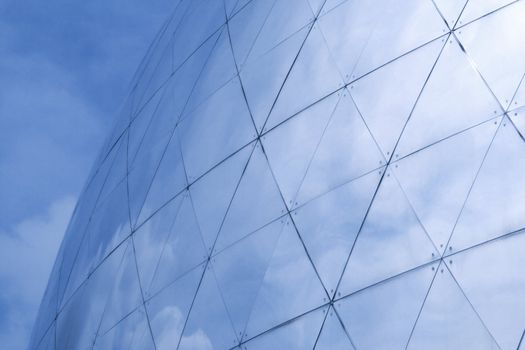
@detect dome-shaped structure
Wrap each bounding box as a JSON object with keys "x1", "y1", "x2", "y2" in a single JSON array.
[{"x1": 31, "y1": 0, "x2": 525, "y2": 349}]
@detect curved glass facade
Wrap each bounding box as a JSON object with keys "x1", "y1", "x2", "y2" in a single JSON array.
[{"x1": 30, "y1": 0, "x2": 525, "y2": 349}]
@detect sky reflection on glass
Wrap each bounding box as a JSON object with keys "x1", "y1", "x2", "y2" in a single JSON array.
[{"x1": 31, "y1": 0, "x2": 525, "y2": 349}]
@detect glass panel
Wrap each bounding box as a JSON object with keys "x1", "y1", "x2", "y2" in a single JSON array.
[
  {"x1": 128, "y1": 87, "x2": 165, "y2": 164},
  {"x1": 314, "y1": 307, "x2": 355, "y2": 350},
  {"x1": 295, "y1": 91, "x2": 385, "y2": 205},
  {"x1": 244, "y1": 221, "x2": 327, "y2": 339},
  {"x1": 133, "y1": 192, "x2": 186, "y2": 296},
  {"x1": 448, "y1": 230, "x2": 525, "y2": 349},
  {"x1": 98, "y1": 240, "x2": 144, "y2": 335},
  {"x1": 240, "y1": 25, "x2": 311, "y2": 131},
  {"x1": 170, "y1": 0, "x2": 226, "y2": 71},
  {"x1": 293, "y1": 171, "x2": 381, "y2": 297},
  {"x1": 350, "y1": 38, "x2": 444, "y2": 157},
  {"x1": 94, "y1": 305, "x2": 155, "y2": 350},
  {"x1": 212, "y1": 219, "x2": 287, "y2": 337},
  {"x1": 337, "y1": 263, "x2": 438, "y2": 350},
  {"x1": 146, "y1": 266, "x2": 203, "y2": 350},
  {"x1": 55, "y1": 243, "x2": 127, "y2": 350},
  {"x1": 450, "y1": 117, "x2": 525, "y2": 251},
  {"x1": 135, "y1": 131, "x2": 187, "y2": 226},
  {"x1": 189, "y1": 143, "x2": 255, "y2": 250},
  {"x1": 214, "y1": 144, "x2": 287, "y2": 252},
  {"x1": 318, "y1": 0, "x2": 446, "y2": 83},
  {"x1": 243, "y1": 307, "x2": 326, "y2": 349},
  {"x1": 179, "y1": 78, "x2": 256, "y2": 180},
  {"x1": 178, "y1": 266, "x2": 238, "y2": 350},
  {"x1": 129, "y1": 0, "x2": 191, "y2": 112},
  {"x1": 349, "y1": 0, "x2": 446, "y2": 79},
  {"x1": 407, "y1": 263, "x2": 500, "y2": 350},
  {"x1": 61, "y1": 179, "x2": 131, "y2": 305},
  {"x1": 228, "y1": 0, "x2": 276, "y2": 67},
  {"x1": 135, "y1": 35, "x2": 174, "y2": 111},
  {"x1": 128, "y1": 31, "x2": 220, "y2": 224},
  {"x1": 395, "y1": 36, "x2": 503, "y2": 157},
  {"x1": 265, "y1": 25, "x2": 344, "y2": 130},
  {"x1": 459, "y1": 0, "x2": 516, "y2": 24},
  {"x1": 337, "y1": 171, "x2": 439, "y2": 296},
  {"x1": 433, "y1": 0, "x2": 468, "y2": 28},
  {"x1": 184, "y1": 29, "x2": 238, "y2": 114},
  {"x1": 263, "y1": 93, "x2": 340, "y2": 205},
  {"x1": 146, "y1": 194, "x2": 207, "y2": 296},
  {"x1": 456, "y1": 1, "x2": 525, "y2": 107},
  {"x1": 393, "y1": 118, "x2": 498, "y2": 254},
  {"x1": 246, "y1": 0, "x2": 314, "y2": 63}
]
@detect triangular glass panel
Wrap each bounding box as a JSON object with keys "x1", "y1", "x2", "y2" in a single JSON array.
[
  {"x1": 433, "y1": 0, "x2": 468, "y2": 28},
  {"x1": 169, "y1": 0, "x2": 225, "y2": 71},
  {"x1": 146, "y1": 265, "x2": 203, "y2": 350},
  {"x1": 293, "y1": 170, "x2": 382, "y2": 297},
  {"x1": 447, "y1": 230, "x2": 525, "y2": 350},
  {"x1": 243, "y1": 307, "x2": 326, "y2": 349},
  {"x1": 211, "y1": 219, "x2": 287, "y2": 338},
  {"x1": 407, "y1": 264, "x2": 500, "y2": 350},
  {"x1": 130, "y1": 0, "x2": 192, "y2": 110},
  {"x1": 338, "y1": 171, "x2": 439, "y2": 296},
  {"x1": 263, "y1": 93, "x2": 340, "y2": 206},
  {"x1": 184, "y1": 28, "x2": 238, "y2": 113},
  {"x1": 147, "y1": 194, "x2": 208, "y2": 296},
  {"x1": 337, "y1": 262, "x2": 438, "y2": 350},
  {"x1": 98, "y1": 240, "x2": 144, "y2": 335},
  {"x1": 449, "y1": 118, "x2": 525, "y2": 251},
  {"x1": 135, "y1": 130, "x2": 187, "y2": 226},
  {"x1": 128, "y1": 78, "x2": 190, "y2": 226},
  {"x1": 56, "y1": 243, "x2": 127, "y2": 350},
  {"x1": 134, "y1": 35, "x2": 174, "y2": 111},
  {"x1": 214, "y1": 143, "x2": 287, "y2": 252},
  {"x1": 350, "y1": 38, "x2": 445, "y2": 157},
  {"x1": 179, "y1": 78, "x2": 256, "y2": 180},
  {"x1": 350, "y1": 0, "x2": 446, "y2": 79},
  {"x1": 132, "y1": 192, "x2": 186, "y2": 294},
  {"x1": 178, "y1": 265, "x2": 238, "y2": 350},
  {"x1": 245, "y1": 0, "x2": 314, "y2": 63},
  {"x1": 189, "y1": 143, "x2": 254, "y2": 250},
  {"x1": 295, "y1": 91, "x2": 385, "y2": 205},
  {"x1": 318, "y1": 0, "x2": 446, "y2": 83},
  {"x1": 395, "y1": 36, "x2": 503, "y2": 157},
  {"x1": 62, "y1": 179, "x2": 131, "y2": 303},
  {"x1": 240, "y1": 25, "x2": 311, "y2": 132},
  {"x1": 459, "y1": 0, "x2": 516, "y2": 25},
  {"x1": 314, "y1": 307, "x2": 355, "y2": 350},
  {"x1": 394, "y1": 118, "x2": 498, "y2": 255},
  {"x1": 94, "y1": 305, "x2": 155, "y2": 350},
  {"x1": 244, "y1": 221, "x2": 327, "y2": 338},
  {"x1": 456, "y1": 1, "x2": 525, "y2": 107},
  {"x1": 128, "y1": 87, "x2": 165, "y2": 163},
  {"x1": 265, "y1": 24, "x2": 345, "y2": 130},
  {"x1": 228, "y1": 0, "x2": 276, "y2": 66}
]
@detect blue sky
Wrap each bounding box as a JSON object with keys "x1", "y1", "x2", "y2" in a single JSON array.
[{"x1": 0, "y1": 0, "x2": 175, "y2": 348}]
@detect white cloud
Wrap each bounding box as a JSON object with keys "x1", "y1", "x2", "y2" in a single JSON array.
[{"x1": 0, "y1": 195, "x2": 76, "y2": 350}]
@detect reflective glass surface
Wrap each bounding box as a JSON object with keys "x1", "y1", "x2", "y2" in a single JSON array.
[{"x1": 30, "y1": 1, "x2": 525, "y2": 349}]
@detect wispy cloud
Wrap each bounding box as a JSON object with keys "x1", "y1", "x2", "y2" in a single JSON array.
[{"x1": 0, "y1": 196, "x2": 76, "y2": 350}]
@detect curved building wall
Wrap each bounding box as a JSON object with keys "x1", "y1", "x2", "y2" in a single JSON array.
[{"x1": 31, "y1": 0, "x2": 525, "y2": 349}]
